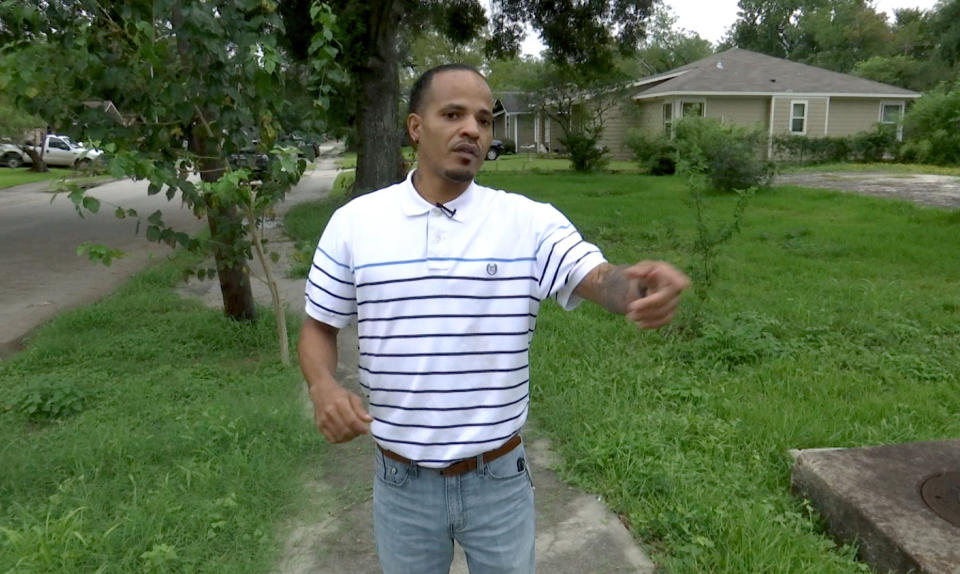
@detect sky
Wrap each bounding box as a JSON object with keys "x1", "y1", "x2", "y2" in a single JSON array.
[{"x1": 520, "y1": 0, "x2": 941, "y2": 55}]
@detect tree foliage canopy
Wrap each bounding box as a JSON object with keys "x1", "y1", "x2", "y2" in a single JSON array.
[
  {"x1": 0, "y1": 0, "x2": 341, "y2": 321},
  {"x1": 726, "y1": 0, "x2": 960, "y2": 88}
]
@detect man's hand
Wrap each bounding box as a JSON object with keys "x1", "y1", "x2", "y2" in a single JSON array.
[
  {"x1": 309, "y1": 381, "x2": 373, "y2": 443},
  {"x1": 298, "y1": 317, "x2": 372, "y2": 444},
  {"x1": 623, "y1": 261, "x2": 690, "y2": 329},
  {"x1": 575, "y1": 260, "x2": 690, "y2": 329}
]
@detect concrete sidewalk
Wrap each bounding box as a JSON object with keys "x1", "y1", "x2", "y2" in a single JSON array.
[{"x1": 179, "y1": 155, "x2": 658, "y2": 573}]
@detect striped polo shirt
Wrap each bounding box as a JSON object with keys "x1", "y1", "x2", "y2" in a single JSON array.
[{"x1": 304, "y1": 170, "x2": 606, "y2": 467}]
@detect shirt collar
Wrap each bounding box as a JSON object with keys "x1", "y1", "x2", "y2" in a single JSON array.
[{"x1": 399, "y1": 168, "x2": 477, "y2": 222}]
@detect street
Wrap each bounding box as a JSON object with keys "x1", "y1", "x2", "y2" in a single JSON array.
[{"x1": 0, "y1": 159, "x2": 340, "y2": 358}]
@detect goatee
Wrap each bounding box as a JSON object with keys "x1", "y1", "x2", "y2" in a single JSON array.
[{"x1": 443, "y1": 169, "x2": 474, "y2": 183}]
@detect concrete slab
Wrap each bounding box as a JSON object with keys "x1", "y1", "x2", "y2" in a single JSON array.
[{"x1": 791, "y1": 440, "x2": 960, "y2": 574}]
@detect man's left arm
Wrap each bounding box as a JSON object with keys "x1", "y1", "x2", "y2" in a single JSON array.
[{"x1": 573, "y1": 261, "x2": 691, "y2": 329}]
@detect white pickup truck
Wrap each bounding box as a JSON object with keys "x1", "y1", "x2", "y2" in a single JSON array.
[{"x1": 1, "y1": 134, "x2": 103, "y2": 168}]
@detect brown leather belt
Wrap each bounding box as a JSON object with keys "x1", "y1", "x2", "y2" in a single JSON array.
[{"x1": 380, "y1": 435, "x2": 522, "y2": 476}]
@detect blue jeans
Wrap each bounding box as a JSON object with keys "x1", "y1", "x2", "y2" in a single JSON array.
[{"x1": 373, "y1": 440, "x2": 536, "y2": 574}]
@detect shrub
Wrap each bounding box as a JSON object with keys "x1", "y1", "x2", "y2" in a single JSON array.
[
  {"x1": 559, "y1": 130, "x2": 609, "y2": 172},
  {"x1": 772, "y1": 134, "x2": 852, "y2": 164},
  {"x1": 850, "y1": 123, "x2": 899, "y2": 163},
  {"x1": 673, "y1": 117, "x2": 773, "y2": 192},
  {"x1": 902, "y1": 80, "x2": 960, "y2": 165},
  {"x1": 499, "y1": 137, "x2": 517, "y2": 154},
  {"x1": 625, "y1": 129, "x2": 676, "y2": 175}
]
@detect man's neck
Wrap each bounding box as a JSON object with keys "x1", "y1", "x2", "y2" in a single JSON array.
[{"x1": 412, "y1": 168, "x2": 471, "y2": 205}]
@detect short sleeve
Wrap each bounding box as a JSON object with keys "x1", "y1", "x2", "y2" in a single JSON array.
[
  {"x1": 304, "y1": 208, "x2": 358, "y2": 327},
  {"x1": 534, "y1": 204, "x2": 606, "y2": 310}
]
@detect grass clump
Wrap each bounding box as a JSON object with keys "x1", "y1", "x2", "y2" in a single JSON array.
[{"x1": 0, "y1": 254, "x2": 323, "y2": 574}]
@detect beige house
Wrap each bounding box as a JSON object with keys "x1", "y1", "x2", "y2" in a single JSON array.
[{"x1": 585, "y1": 48, "x2": 921, "y2": 160}]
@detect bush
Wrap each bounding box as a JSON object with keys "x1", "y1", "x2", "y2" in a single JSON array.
[
  {"x1": 772, "y1": 134, "x2": 852, "y2": 164},
  {"x1": 499, "y1": 137, "x2": 517, "y2": 154},
  {"x1": 559, "y1": 131, "x2": 609, "y2": 172},
  {"x1": 850, "y1": 123, "x2": 899, "y2": 163},
  {"x1": 673, "y1": 117, "x2": 773, "y2": 192},
  {"x1": 625, "y1": 129, "x2": 676, "y2": 175},
  {"x1": 901, "y1": 80, "x2": 960, "y2": 165}
]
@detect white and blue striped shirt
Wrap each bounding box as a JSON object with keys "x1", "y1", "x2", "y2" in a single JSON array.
[{"x1": 305, "y1": 170, "x2": 606, "y2": 467}]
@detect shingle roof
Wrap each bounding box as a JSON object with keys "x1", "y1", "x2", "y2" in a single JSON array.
[
  {"x1": 633, "y1": 48, "x2": 920, "y2": 99},
  {"x1": 494, "y1": 92, "x2": 535, "y2": 114}
]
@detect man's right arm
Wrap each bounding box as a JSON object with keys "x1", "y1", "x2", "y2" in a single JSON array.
[{"x1": 298, "y1": 317, "x2": 372, "y2": 443}]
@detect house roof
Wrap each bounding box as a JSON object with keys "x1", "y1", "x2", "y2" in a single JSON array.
[
  {"x1": 493, "y1": 92, "x2": 535, "y2": 114},
  {"x1": 632, "y1": 48, "x2": 921, "y2": 100}
]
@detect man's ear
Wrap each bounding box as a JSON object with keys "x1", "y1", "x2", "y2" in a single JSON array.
[{"x1": 406, "y1": 113, "x2": 421, "y2": 147}]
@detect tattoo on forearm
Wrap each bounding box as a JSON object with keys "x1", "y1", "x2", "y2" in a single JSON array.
[{"x1": 598, "y1": 264, "x2": 643, "y2": 315}]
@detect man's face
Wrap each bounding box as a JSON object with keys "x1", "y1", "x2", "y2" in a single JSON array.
[{"x1": 408, "y1": 70, "x2": 494, "y2": 184}]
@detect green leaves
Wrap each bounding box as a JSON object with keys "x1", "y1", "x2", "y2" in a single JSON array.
[{"x1": 77, "y1": 242, "x2": 125, "y2": 266}]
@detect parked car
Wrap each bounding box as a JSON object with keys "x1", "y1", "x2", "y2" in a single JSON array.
[
  {"x1": 486, "y1": 139, "x2": 506, "y2": 161},
  {"x1": 0, "y1": 143, "x2": 28, "y2": 168},
  {"x1": 20, "y1": 134, "x2": 103, "y2": 168},
  {"x1": 228, "y1": 145, "x2": 269, "y2": 179}
]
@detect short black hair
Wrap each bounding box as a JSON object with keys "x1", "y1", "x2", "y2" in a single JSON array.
[{"x1": 408, "y1": 64, "x2": 486, "y2": 116}]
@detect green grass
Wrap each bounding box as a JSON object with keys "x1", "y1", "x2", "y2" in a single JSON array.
[
  {"x1": 0, "y1": 254, "x2": 324, "y2": 573},
  {"x1": 0, "y1": 167, "x2": 77, "y2": 190},
  {"x1": 285, "y1": 171, "x2": 960, "y2": 572},
  {"x1": 10, "y1": 167, "x2": 954, "y2": 573},
  {"x1": 779, "y1": 161, "x2": 960, "y2": 176}
]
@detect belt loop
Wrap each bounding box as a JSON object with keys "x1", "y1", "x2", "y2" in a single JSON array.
[
  {"x1": 410, "y1": 460, "x2": 419, "y2": 478},
  {"x1": 475, "y1": 452, "x2": 485, "y2": 476}
]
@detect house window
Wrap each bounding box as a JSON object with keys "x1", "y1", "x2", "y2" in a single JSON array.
[
  {"x1": 881, "y1": 103, "x2": 903, "y2": 124},
  {"x1": 790, "y1": 101, "x2": 807, "y2": 134},
  {"x1": 681, "y1": 101, "x2": 704, "y2": 117},
  {"x1": 662, "y1": 102, "x2": 673, "y2": 132}
]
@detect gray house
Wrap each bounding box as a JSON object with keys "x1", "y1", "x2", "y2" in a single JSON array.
[
  {"x1": 493, "y1": 92, "x2": 546, "y2": 152},
  {"x1": 541, "y1": 48, "x2": 921, "y2": 160}
]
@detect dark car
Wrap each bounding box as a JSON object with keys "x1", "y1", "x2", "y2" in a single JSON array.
[
  {"x1": 228, "y1": 146, "x2": 269, "y2": 179},
  {"x1": 486, "y1": 139, "x2": 506, "y2": 161}
]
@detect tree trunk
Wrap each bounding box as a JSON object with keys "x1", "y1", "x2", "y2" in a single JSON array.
[
  {"x1": 23, "y1": 148, "x2": 47, "y2": 173},
  {"x1": 353, "y1": 0, "x2": 405, "y2": 195},
  {"x1": 191, "y1": 129, "x2": 257, "y2": 322},
  {"x1": 174, "y1": 1, "x2": 255, "y2": 322}
]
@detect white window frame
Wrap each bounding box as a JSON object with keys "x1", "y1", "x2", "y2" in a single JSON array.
[
  {"x1": 879, "y1": 102, "x2": 904, "y2": 125},
  {"x1": 879, "y1": 101, "x2": 906, "y2": 141},
  {"x1": 662, "y1": 101, "x2": 674, "y2": 133},
  {"x1": 680, "y1": 99, "x2": 706, "y2": 118},
  {"x1": 790, "y1": 100, "x2": 808, "y2": 135}
]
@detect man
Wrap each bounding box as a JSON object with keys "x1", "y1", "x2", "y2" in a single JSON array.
[{"x1": 298, "y1": 64, "x2": 690, "y2": 574}]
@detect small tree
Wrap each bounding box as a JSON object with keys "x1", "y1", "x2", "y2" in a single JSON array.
[
  {"x1": 0, "y1": 0, "x2": 343, "y2": 363},
  {"x1": 534, "y1": 64, "x2": 626, "y2": 172},
  {"x1": 673, "y1": 117, "x2": 773, "y2": 193}
]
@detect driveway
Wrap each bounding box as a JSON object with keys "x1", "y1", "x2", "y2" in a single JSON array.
[{"x1": 775, "y1": 171, "x2": 960, "y2": 209}]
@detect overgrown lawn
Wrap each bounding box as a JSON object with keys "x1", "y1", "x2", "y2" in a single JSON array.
[{"x1": 0, "y1": 256, "x2": 322, "y2": 573}]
